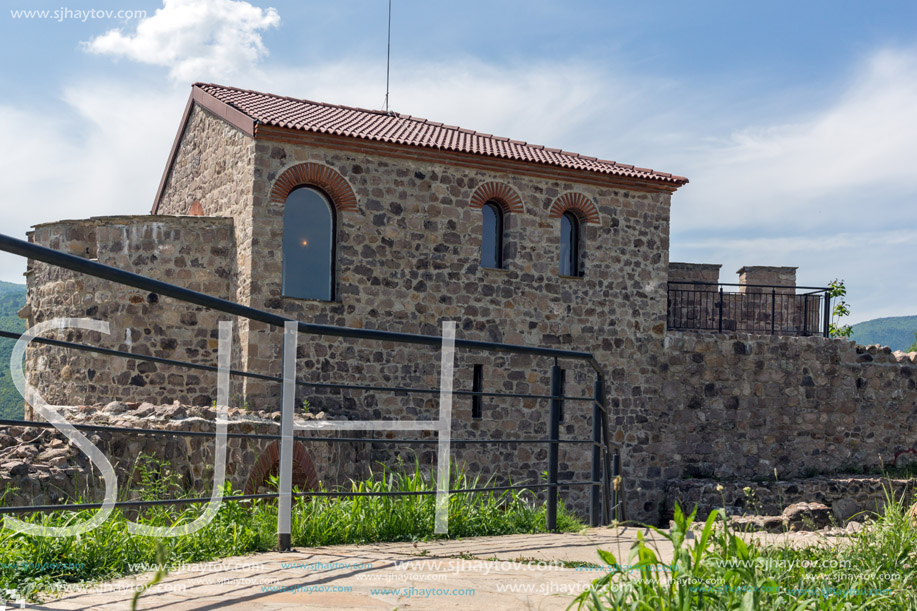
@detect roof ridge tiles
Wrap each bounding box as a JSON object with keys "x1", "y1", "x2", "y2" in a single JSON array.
[{"x1": 194, "y1": 82, "x2": 395, "y2": 119}]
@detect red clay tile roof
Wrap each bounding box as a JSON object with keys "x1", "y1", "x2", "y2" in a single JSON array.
[{"x1": 194, "y1": 83, "x2": 688, "y2": 187}]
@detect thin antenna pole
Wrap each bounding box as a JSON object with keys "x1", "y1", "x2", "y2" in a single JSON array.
[{"x1": 385, "y1": 0, "x2": 392, "y2": 112}]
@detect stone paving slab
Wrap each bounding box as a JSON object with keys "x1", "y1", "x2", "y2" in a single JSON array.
[
  {"x1": 19, "y1": 526, "x2": 845, "y2": 610},
  {"x1": 22, "y1": 527, "x2": 672, "y2": 611}
]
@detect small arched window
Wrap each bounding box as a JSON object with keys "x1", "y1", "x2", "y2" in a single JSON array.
[
  {"x1": 481, "y1": 201, "x2": 504, "y2": 269},
  {"x1": 282, "y1": 186, "x2": 335, "y2": 301},
  {"x1": 559, "y1": 211, "x2": 580, "y2": 276}
]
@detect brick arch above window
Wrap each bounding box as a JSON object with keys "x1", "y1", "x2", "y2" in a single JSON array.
[
  {"x1": 548, "y1": 192, "x2": 600, "y2": 224},
  {"x1": 469, "y1": 182, "x2": 524, "y2": 214},
  {"x1": 270, "y1": 163, "x2": 358, "y2": 212}
]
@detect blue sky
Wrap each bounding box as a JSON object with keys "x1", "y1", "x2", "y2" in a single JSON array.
[{"x1": 1, "y1": 0, "x2": 916, "y2": 323}]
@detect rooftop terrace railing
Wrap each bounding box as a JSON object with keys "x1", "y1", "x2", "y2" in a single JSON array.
[
  {"x1": 0, "y1": 232, "x2": 620, "y2": 549},
  {"x1": 667, "y1": 281, "x2": 832, "y2": 337}
]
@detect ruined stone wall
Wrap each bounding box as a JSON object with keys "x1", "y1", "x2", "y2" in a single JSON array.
[
  {"x1": 655, "y1": 332, "x2": 917, "y2": 491},
  {"x1": 0, "y1": 402, "x2": 368, "y2": 508},
  {"x1": 666, "y1": 476, "x2": 916, "y2": 524},
  {"x1": 24, "y1": 216, "x2": 238, "y2": 409}
]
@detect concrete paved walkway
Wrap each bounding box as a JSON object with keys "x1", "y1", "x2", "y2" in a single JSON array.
[
  {"x1": 22, "y1": 526, "x2": 845, "y2": 610},
  {"x1": 26, "y1": 527, "x2": 674, "y2": 610}
]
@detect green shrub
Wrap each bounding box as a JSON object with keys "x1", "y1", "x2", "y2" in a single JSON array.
[{"x1": 571, "y1": 486, "x2": 915, "y2": 610}]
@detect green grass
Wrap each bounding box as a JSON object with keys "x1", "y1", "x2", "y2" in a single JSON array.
[
  {"x1": 0, "y1": 461, "x2": 582, "y2": 601},
  {"x1": 0, "y1": 281, "x2": 26, "y2": 420},
  {"x1": 571, "y1": 484, "x2": 916, "y2": 610}
]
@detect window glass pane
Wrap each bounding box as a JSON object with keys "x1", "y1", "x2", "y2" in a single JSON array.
[
  {"x1": 560, "y1": 213, "x2": 574, "y2": 276},
  {"x1": 282, "y1": 187, "x2": 334, "y2": 300},
  {"x1": 481, "y1": 203, "x2": 502, "y2": 268}
]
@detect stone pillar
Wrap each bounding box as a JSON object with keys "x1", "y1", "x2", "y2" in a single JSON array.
[
  {"x1": 668, "y1": 262, "x2": 721, "y2": 289},
  {"x1": 736, "y1": 266, "x2": 799, "y2": 334},
  {"x1": 667, "y1": 263, "x2": 722, "y2": 330},
  {"x1": 737, "y1": 266, "x2": 797, "y2": 294}
]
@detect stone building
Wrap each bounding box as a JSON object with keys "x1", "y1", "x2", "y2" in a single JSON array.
[{"x1": 21, "y1": 83, "x2": 917, "y2": 523}]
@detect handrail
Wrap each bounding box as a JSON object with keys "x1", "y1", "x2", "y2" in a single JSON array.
[
  {"x1": 667, "y1": 280, "x2": 831, "y2": 337},
  {"x1": 0, "y1": 329, "x2": 594, "y2": 403},
  {"x1": 667, "y1": 280, "x2": 830, "y2": 291}
]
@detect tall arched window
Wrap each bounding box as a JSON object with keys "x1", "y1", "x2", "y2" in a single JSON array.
[
  {"x1": 559, "y1": 211, "x2": 580, "y2": 276},
  {"x1": 481, "y1": 201, "x2": 504, "y2": 268},
  {"x1": 282, "y1": 187, "x2": 335, "y2": 301}
]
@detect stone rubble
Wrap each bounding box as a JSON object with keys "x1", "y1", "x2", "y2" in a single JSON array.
[{"x1": 0, "y1": 402, "x2": 366, "y2": 509}]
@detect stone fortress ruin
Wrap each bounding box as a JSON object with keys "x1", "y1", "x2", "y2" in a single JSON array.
[{"x1": 13, "y1": 83, "x2": 917, "y2": 523}]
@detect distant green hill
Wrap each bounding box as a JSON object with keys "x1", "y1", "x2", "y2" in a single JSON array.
[
  {"x1": 850, "y1": 315, "x2": 917, "y2": 352},
  {"x1": 0, "y1": 281, "x2": 26, "y2": 420}
]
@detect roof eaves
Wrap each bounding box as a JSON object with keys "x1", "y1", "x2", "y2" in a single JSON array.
[{"x1": 151, "y1": 93, "x2": 195, "y2": 215}]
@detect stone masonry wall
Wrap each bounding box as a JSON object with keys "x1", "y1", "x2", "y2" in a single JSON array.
[
  {"x1": 235, "y1": 135, "x2": 672, "y2": 516},
  {"x1": 24, "y1": 216, "x2": 238, "y2": 410},
  {"x1": 155, "y1": 105, "x2": 257, "y2": 385},
  {"x1": 656, "y1": 332, "x2": 917, "y2": 491}
]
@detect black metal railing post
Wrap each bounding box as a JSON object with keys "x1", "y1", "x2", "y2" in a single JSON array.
[
  {"x1": 823, "y1": 290, "x2": 831, "y2": 337},
  {"x1": 590, "y1": 375, "x2": 603, "y2": 527},
  {"x1": 717, "y1": 287, "x2": 724, "y2": 333},
  {"x1": 547, "y1": 364, "x2": 563, "y2": 531},
  {"x1": 803, "y1": 295, "x2": 809, "y2": 336},
  {"x1": 612, "y1": 449, "x2": 621, "y2": 522},
  {"x1": 770, "y1": 289, "x2": 776, "y2": 335},
  {"x1": 600, "y1": 400, "x2": 613, "y2": 525},
  {"x1": 666, "y1": 288, "x2": 672, "y2": 328}
]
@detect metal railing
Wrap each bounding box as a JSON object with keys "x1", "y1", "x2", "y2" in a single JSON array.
[
  {"x1": 667, "y1": 282, "x2": 832, "y2": 337},
  {"x1": 0, "y1": 233, "x2": 622, "y2": 549}
]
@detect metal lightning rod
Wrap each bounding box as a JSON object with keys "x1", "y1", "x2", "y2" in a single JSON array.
[{"x1": 384, "y1": 0, "x2": 392, "y2": 113}]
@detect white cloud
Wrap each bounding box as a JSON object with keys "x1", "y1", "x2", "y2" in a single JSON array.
[
  {"x1": 0, "y1": 84, "x2": 186, "y2": 285},
  {"x1": 83, "y1": 0, "x2": 280, "y2": 81},
  {"x1": 671, "y1": 49, "x2": 917, "y2": 233}
]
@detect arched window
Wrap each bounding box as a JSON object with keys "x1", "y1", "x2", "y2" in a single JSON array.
[
  {"x1": 559, "y1": 211, "x2": 580, "y2": 276},
  {"x1": 282, "y1": 187, "x2": 335, "y2": 301},
  {"x1": 481, "y1": 201, "x2": 504, "y2": 268}
]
